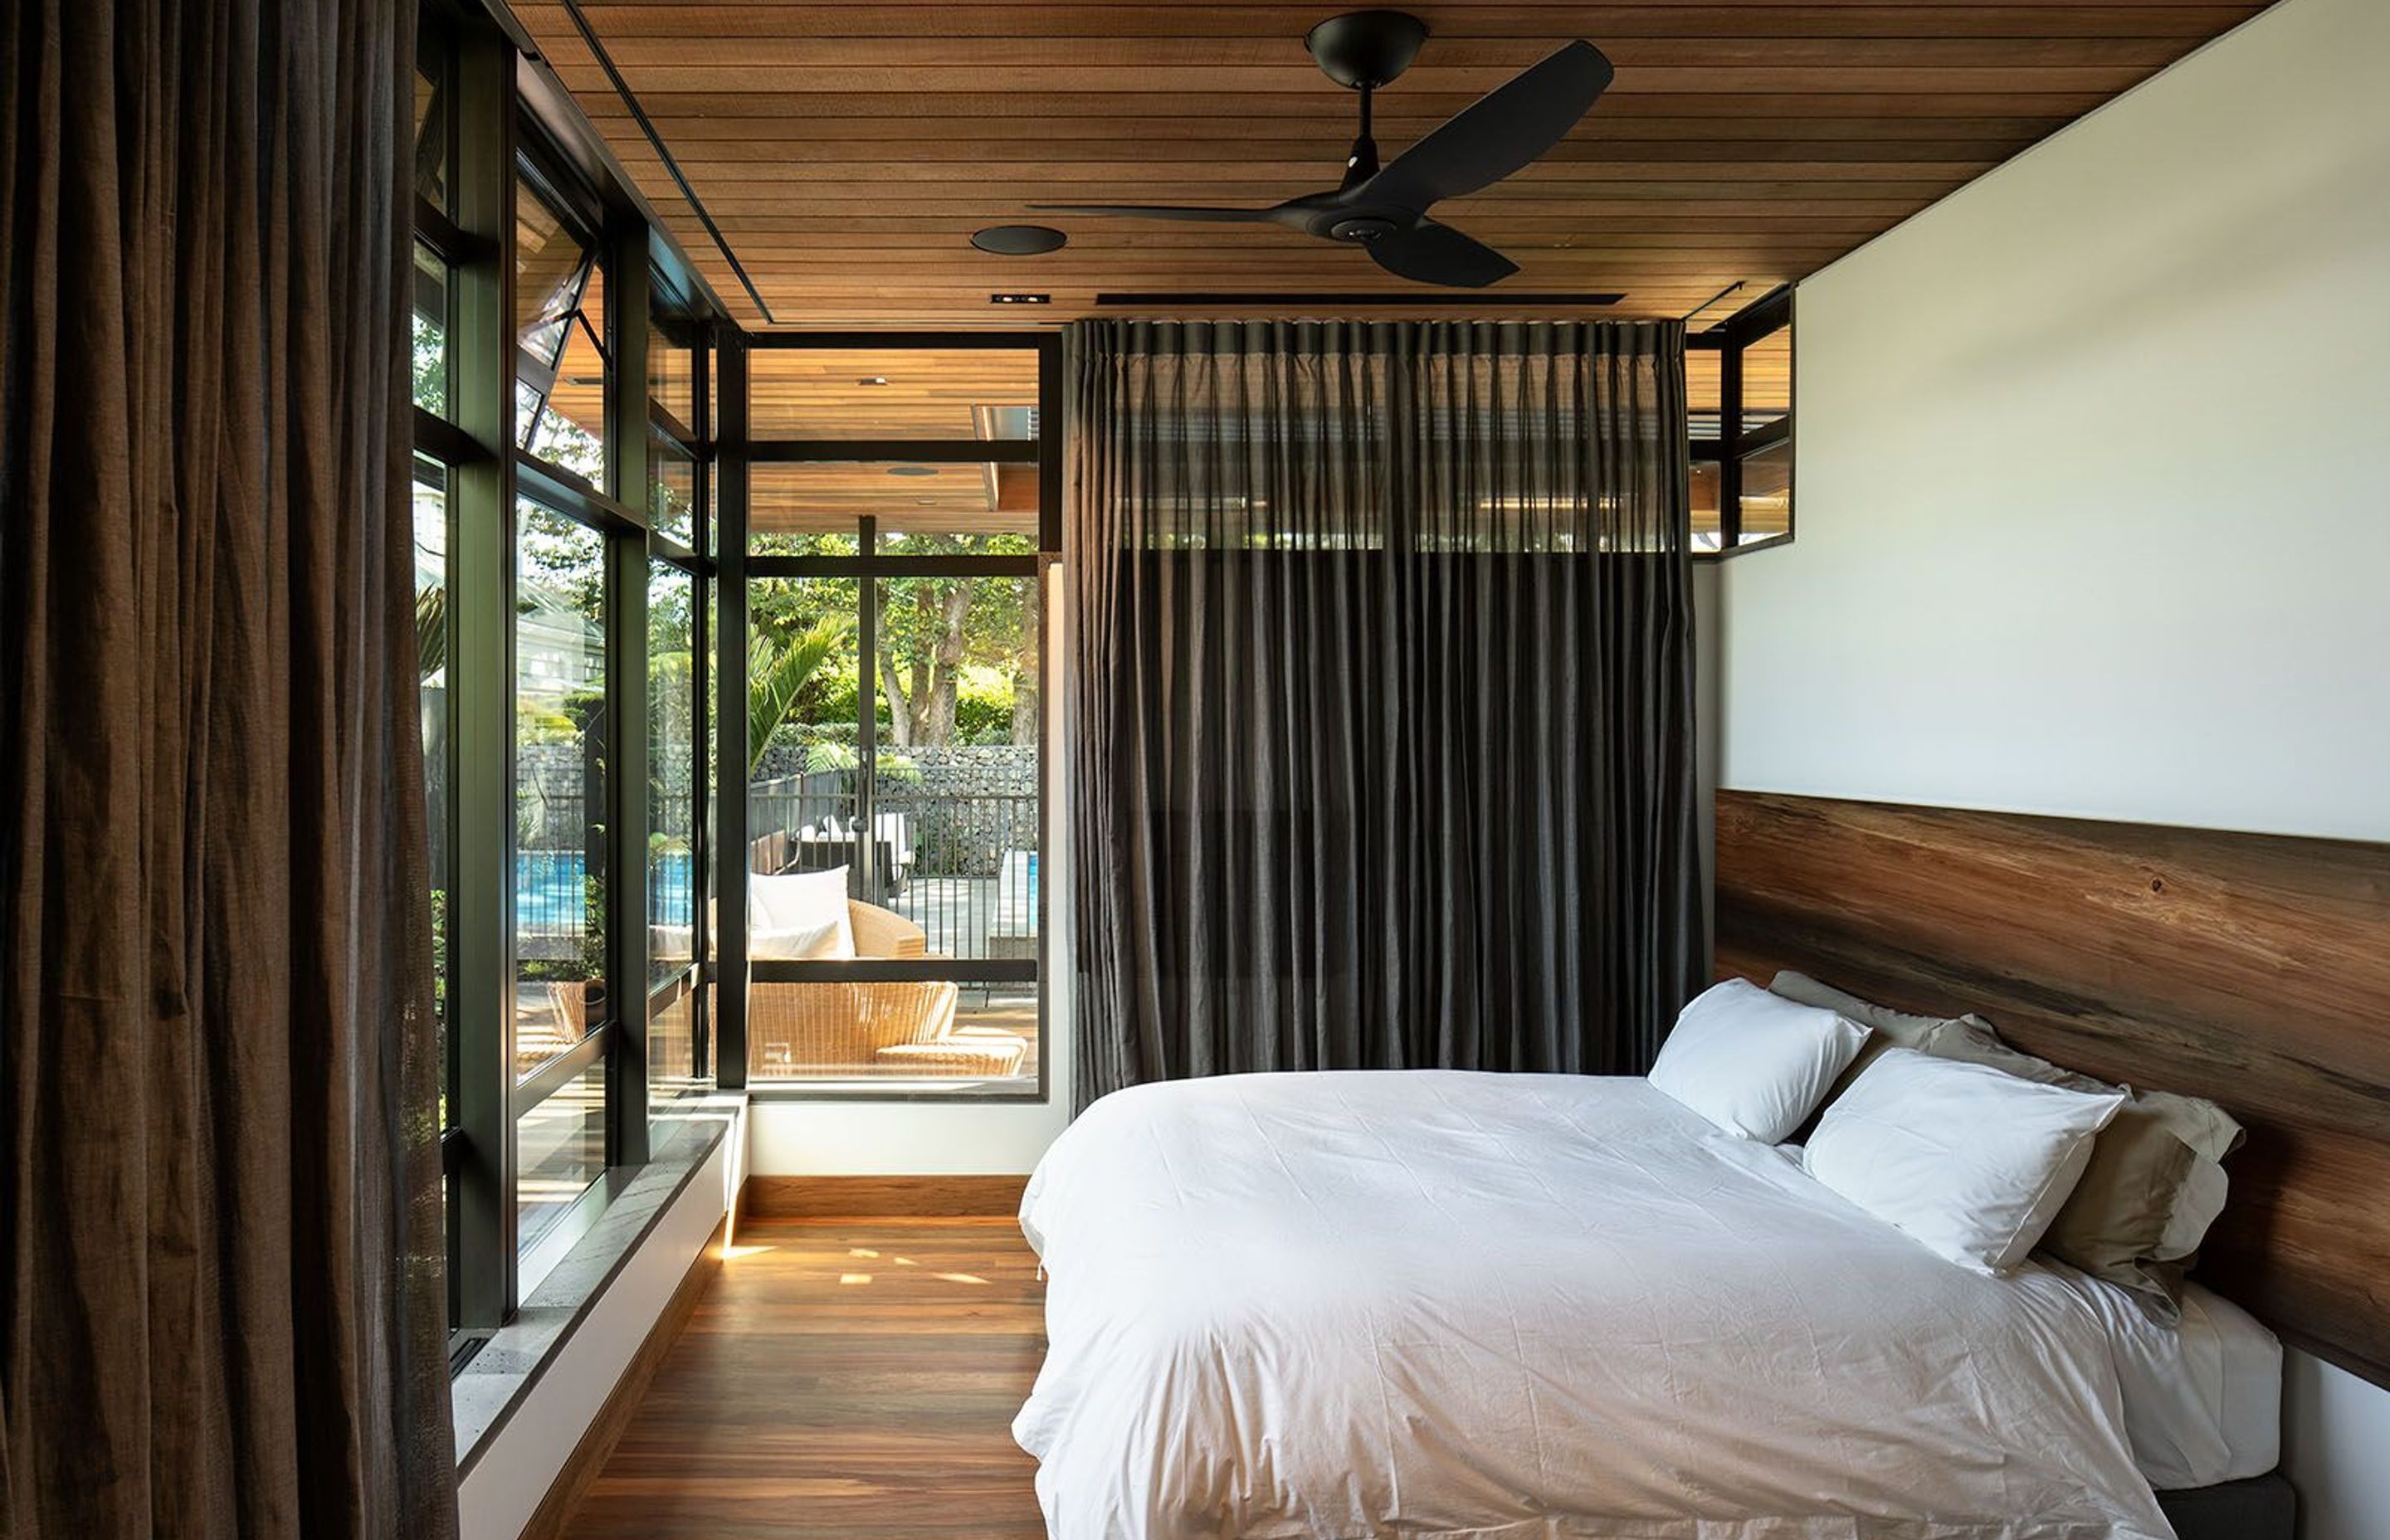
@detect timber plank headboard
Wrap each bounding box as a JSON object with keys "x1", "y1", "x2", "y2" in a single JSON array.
[{"x1": 1714, "y1": 789, "x2": 2390, "y2": 1390}]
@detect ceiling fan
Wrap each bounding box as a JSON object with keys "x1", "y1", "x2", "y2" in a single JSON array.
[{"x1": 1030, "y1": 10, "x2": 1614, "y2": 290}]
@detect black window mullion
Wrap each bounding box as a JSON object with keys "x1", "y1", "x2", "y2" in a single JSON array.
[
  {"x1": 1037, "y1": 334, "x2": 1063, "y2": 553},
  {"x1": 856, "y1": 517, "x2": 879, "y2": 904},
  {"x1": 444, "y1": 6, "x2": 518, "y2": 1333},
  {"x1": 606, "y1": 219, "x2": 652, "y2": 1169},
  {"x1": 747, "y1": 554, "x2": 1039, "y2": 581},
  {"x1": 713, "y1": 329, "x2": 751, "y2": 1090},
  {"x1": 513, "y1": 1021, "x2": 616, "y2": 1118},
  {"x1": 747, "y1": 438, "x2": 1037, "y2": 465},
  {"x1": 1719, "y1": 334, "x2": 1744, "y2": 551},
  {"x1": 690, "y1": 565, "x2": 712, "y2": 1082}
]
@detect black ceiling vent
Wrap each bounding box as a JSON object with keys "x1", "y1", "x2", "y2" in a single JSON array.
[
  {"x1": 972, "y1": 224, "x2": 1069, "y2": 256},
  {"x1": 1095, "y1": 291, "x2": 1626, "y2": 309}
]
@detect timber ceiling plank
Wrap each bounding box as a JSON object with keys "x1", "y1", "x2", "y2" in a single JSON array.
[{"x1": 509, "y1": 0, "x2": 2270, "y2": 330}]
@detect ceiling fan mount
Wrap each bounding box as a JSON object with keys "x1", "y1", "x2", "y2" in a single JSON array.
[
  {"x1": 1027, "y1": 12, "x2": 1615, "y2": 289},
  {"x1": 1304, "y1": 8, "x2": 1429, "y2": 91}
]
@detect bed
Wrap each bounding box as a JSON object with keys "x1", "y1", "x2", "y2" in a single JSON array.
[{"x1": 1015, "y1": 1069, "x2": 2260, "y2": 1539}]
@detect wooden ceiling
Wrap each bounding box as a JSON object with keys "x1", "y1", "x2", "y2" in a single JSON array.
[{"x1": 509, "y1": 2, "x2": 2269, "y2": 331}]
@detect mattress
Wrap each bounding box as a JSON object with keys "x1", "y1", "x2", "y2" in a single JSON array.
[
  {"x1": 2048, "y1": 1272, "x2": 2282, "y2": 1491},
  {"x1": 1016, "y1": 1070, "x2": 2178, "y2": 1539}
]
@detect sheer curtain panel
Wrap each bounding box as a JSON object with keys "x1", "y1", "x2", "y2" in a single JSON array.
[{"x1": 1067, "y1": 319, "x2": 1703, "y2": 1109}]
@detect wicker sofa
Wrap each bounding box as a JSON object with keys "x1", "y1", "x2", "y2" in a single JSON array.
[{"x1": 740, "y1": 900, "x2": 1027, "y2": 1080}]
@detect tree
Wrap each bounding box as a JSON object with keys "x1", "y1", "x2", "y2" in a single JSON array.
[{"x1": 873, "y1": 534, "x2": 1037, "y2": 748}]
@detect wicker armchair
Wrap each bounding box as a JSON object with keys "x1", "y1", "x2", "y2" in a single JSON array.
[{"x1": 740, "y1": 900, "x2": 1027, "y2": 1079}]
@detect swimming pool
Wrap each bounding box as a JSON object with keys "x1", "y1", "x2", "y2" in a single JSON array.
[{"x1": 517, "y1": 849, "x2": 693, "y2": 934}]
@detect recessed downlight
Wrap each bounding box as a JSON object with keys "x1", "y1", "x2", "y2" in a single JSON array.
[
  {"x1": 989, "y1": 292, "x2": 1051, "y2": 305},
  {"x1": 857, "y1": 375, "x2": 890, "y2": 387},
  {"x1": 972, "y1": 224, "x2": 1068, "y2": 256}
]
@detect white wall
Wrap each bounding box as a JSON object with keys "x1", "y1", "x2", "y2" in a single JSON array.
[
  {"x1": 456, "y1": 1118, "x2": 741, "y2": 1540},
  {"x1": 1713, "y1": 0, "x2": 2390, "y2": 1533},
  {"x1": 1718, "y1": 0, "x2": 2390, "y2": 842},
  {"x1": 747, "y1": 563, "x2": 1076, "y2": 1175}
]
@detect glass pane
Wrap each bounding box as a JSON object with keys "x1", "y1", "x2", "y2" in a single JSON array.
[
  {"x1": 749, "y1": 461, "x2": 1036, "y2": 555},
  {"x1": 704, "y1": 447, "x2": 719, "y2": 558},
  {"x1": 413, "y1": 51, "x2": 448, "y2": 210},
  {"x1": 649, "y1": 318, "x2": 697, "y2": 433},
  {"x1": 742, "y1": 573, "x2": 1041, "y2": 1090},
  {"x1": 411, "y1": 243, "x2": 450, "y2": 417},
  {"x1": 1739, "y1": 442, "x2": 1792, "y2": 544},
  {"x1": 1690, "y1": 458, "x2": 1723, "y2": 553},
  {"x1": 1686, "y1": 346, "x2": 1722, "y2": 442},
  {"x1": 1742, "y1": 326, "x2": 1791, "y2": 433},
  {"x1": 515, "y1": 176, "x2": 608, "y2": 485},
  {"x1": 516, "y1": 1062, "x2": 606, "y2": 1257},
  {"x1": 875, "y1": 573, "x2": 1041, "y2": 953},
  {"x1": 705, "y1": 574, "x2": 719, "y2": 967},
  {"x1": 515, "y1": 500, "x2": 610, "y2": 1073},
  {"x1": 749, "y1": 348, "x2": 1039, "y2": 440},
  {"x1": 650, "y1": 564, "x2": 696, "y2": 987},
  {"x1": 648, "y1": 986, "x2": 703, "y2": 1127},
  {"x1": 649, "y1": 430, "x2": 696, "y2": 549},
  {"x1": 747, "y1": 577, "x2": 864, "y2": 880},
  {"x1": 413, "y1": 457, "x2": 452, "y2": 1121}
]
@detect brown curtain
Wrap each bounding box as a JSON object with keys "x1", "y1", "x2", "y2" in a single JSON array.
[
  {"x1": 0, "y1": 0, "x2": 456, "y2": 1535},
  {"x1": 1067, "y1": 319, "x2": 1703, "y2": 1109}
]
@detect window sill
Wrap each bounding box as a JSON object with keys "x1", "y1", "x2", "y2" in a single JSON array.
[
  {"x1": 744, "y1": 1079, "x2": 1046, "y2": 1105},
  {"x1": 451, "y1": 1092, "x2": 743, "y2": 1474}
]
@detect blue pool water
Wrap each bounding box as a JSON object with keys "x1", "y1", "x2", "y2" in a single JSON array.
[{"x1": 518, "y1": 849, "x2": 693, "y2": 931}]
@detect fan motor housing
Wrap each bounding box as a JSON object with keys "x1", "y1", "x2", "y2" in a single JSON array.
[{"x1": 1329, "y1": 215, "x2": 1401, "y2": 242}]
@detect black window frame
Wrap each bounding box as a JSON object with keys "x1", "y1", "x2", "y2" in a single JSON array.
[
  {"x1": 417, "y1": 0, "x2": 725, "y2": 1357},
  {"x1": 719, "y1": 332, "x2": 1061, "y2": 1104},
  {"x1": 1689, "y1": 285, "x2": 1794, "y2": 559}
]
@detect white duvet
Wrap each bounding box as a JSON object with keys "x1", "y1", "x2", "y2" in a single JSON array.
[{"x1": 1013, "y1": 1071, "x2": 2175, "y2": 1540}]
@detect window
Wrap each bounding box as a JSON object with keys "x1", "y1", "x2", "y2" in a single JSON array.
[
  {"x1": 1689, "y1": 288, "x2": 1793, "y2": 556},
  {"x1": 750, "y1": 461, "x2": 1039, "y2": 557},
  {"x1": 727, "y1": 337, "x2": 1055, "y2": 1097},
  {"x1": 413, "y1": 7, "x2": 724, "y2": 1341},
  {"x1": 746, "y1": 346, "x2": 1038, "y2": 440},
  {"x1": 515, "y1": 163, "x2": 610, "y2": 486},
  {"x1": 647, "y1": 314, "x2": 703, "y2": 552},
  {"x1": 650, "y1": 564, "x2": 697, "y2": 989},
  {"x1": 413, "y1": 455, "x2": 452, "y2": 1112},
  {"x1": 412, "y1": 24, "x2": 451, "y2": 212},
  {"x1": 514, "y1": 500, "x2": 610, "y2": 1075},
  {"x1": 412, "y1": 242, "x2": 452, "y2": 416},
  {"x1": 647, "y1": 556, "x2": 709, "y2": 1123}
]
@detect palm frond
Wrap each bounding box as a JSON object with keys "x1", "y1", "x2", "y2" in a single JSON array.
[{"x1": 747, "y1": 618, "x2": 845, "y2": 775}]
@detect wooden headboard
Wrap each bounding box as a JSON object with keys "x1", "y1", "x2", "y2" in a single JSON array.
[{"x1": 1714, "y1": 790, "x2": 2390, "y2": 1390}]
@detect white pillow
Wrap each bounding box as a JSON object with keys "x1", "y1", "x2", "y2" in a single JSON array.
[
  {"x1": 748, "y1": 867, "x2": 856, "y2": 960},
  {"x1": 1806, "y1": 1046, "x2": 2127, "y2": 1274},
  {"x1": 1648, "y1": 978, "x2": 1868, "y2": 1143}
]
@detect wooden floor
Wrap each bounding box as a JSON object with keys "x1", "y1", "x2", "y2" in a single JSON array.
[{"x1": 563, "y1": 1217, "x2": 1047, "y2": 1538}]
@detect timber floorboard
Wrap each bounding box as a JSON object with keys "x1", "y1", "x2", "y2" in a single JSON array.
[{"x1": 561, "y1": 1216, "x2": 1047, "y2": 1538}]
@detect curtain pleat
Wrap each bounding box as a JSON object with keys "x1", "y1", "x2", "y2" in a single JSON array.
[
  {"x1": 1067, "y1": 319, "x2": 1702, "y2": 1109},
  {"x1": 0, "y1": 0, "x2": 456, "y2": 1533}
]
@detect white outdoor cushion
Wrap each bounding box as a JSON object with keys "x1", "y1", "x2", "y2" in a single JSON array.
[
  {"x1": 1806, "y1": 1046, "x2": 2127, "y2": 1274},
  {"x1": 1647, "y1": 977, "x2": 1868, "y2": 1143},
  {"x1": 748, "y1": 866, "x2": 856, "y2": 960}
]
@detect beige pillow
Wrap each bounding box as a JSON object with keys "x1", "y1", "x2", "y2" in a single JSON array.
[
  {"x1": 1767, "y1": 972, "x2": 1993, "y2": 1137},
  {"x1": 1927, "y1": 1021, "x2": 2243, "y2": 1317}
]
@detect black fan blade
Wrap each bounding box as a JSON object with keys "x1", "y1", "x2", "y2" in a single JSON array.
[
  {"x1": 1364, "y1": 41, "x2": 1614, "y2": 211},
  {"x1": 1367, "y1": 222, "x2": 1519, "y2": 289},
  {"x1": 1028, "y1": 203, "x2": 1279, "y2": 224}
]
